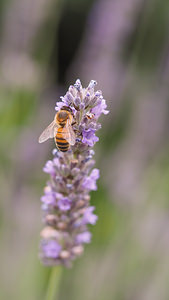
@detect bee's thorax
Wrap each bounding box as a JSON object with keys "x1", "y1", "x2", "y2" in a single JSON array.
[{"x1": 56, "y1": 110, "x2": 72, "y2": 127}]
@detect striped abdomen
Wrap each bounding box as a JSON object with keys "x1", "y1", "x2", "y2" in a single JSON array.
[{"x1": 55, "y1": 127, "x2": 69, "y2": 152}]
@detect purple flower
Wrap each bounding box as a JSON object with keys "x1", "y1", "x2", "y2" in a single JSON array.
[
  {"x1": 82, "y1": 168, "x2": 100, "y2": 191},
  {"x1": 57, "y1": 197, "x2": 72, "y2": 211},
  {"x1": 55, "y1": 101, "x2": 66, "y2": 111},
  {"x1": 82, "y1": 206, "x2": 98, "y2": 225},
  {"x1": 42, "y1": 240, "x2": 62, "y2": 258},
  {"x1": 39, "y1": 79, "x2": 108, "y2": 267},
  {"x1": 91, "y1": 98, "x2": 109, "y2": 117},
  {"x1": 43, "y1": 160, "x2": 55, "y2": 176},
  {"x1": 76, "y1": 232, "x2": 92, "y2": 244},
  {"x1": 41, "y1": 193, "x2": 56, "y2": 206},
  {"x1": 82, "y1": 128, "x2": 99, "y2": 147}
]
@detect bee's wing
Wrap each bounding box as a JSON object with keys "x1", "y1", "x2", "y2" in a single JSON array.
[
  {"x1": 38, "y1": 120, "x2": 58, "y2": 143},
  {"x1": 64, "y1": 119, "x2": 76, "y2": 146}
]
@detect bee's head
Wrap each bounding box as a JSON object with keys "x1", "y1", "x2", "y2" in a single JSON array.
[
  {"x1": 61, "y1": 106, "x2": 72, "y2": 113},
  {"x1": 57, "y1": 110, "x2": 68, "y2": 122}
]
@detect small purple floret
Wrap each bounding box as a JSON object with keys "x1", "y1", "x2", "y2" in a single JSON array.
[
  {"x1": 43, "y1": 160, "x2": 55, "y2": 176},
  {"x1": 43, "y1": 240, "x2": 62, "y2": 258},
  {"x1": 82, "y1": 128, "x2": 99, "y2": 147},
  {"x1": 91, "y1": 99, "x2": 109, "y2": 117},
  {"x1": 76, "y1": 232, "x2": 92, "y2": 244},
  {"x1": 82, "y1": 206, "x2": 98, "y2": 225},
  {"x1": 82, "y1": 168, "x2": 100, "y2": 191},
  {"x1": 55, "y1": 101, "x2": 65, "y2": 111},
  {"x1": 57, "y1": 197, "x2": 72, "y2": 211},
  {"x1": 41, "y1": 194, "x2": 56, "y2": 206}
]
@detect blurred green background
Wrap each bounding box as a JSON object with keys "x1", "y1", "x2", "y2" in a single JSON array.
[{"x1": 1, "y1": 0, "x2": 169, "y2": 299}]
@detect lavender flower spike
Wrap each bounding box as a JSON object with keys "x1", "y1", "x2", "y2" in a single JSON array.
[{"x1": 39, "y1": 79, "x2": 109, "y2": 267}]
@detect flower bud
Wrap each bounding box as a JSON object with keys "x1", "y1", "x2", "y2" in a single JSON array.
[
  {"x1": 40, "y1": 227, "x2": 61, "y2": 240},
  {"x1": 60, "y1": 250, "x2": 70, "y2": 259},
  {"x1": 72, "y1": 245, "x2": 84, "y2": 256}
]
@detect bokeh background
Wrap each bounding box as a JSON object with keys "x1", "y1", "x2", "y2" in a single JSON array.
[{"x1": 1, "y1": 0, "x2": 169, "y2": 299}]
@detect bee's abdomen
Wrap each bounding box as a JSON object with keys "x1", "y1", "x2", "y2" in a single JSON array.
[{"x1": 55, "y1": 131, "x2": 69, "y2": 152}]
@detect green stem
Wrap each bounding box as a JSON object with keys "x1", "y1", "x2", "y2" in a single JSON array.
[{"x1": 45, "y1": 266, "x2": 62, "y2": 300}]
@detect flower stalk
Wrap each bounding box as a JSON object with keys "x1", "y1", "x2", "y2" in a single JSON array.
[
  {"x1": 39, "y1": 79, "x2": 109, "y2": 267},
  {"x1": 45, "y1": 266, "x2": 62, "y2": 300}
]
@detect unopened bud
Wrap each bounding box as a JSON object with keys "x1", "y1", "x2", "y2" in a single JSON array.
[
  {"x1": 72, "y1": 245, "x2": 84, "y2": 256},
  {"x1": 44, "y1": 186, "x2": 52, "y2": 193},
  {"x1": 45, "y1": 215, "x2": 58, "y2": 226},
  {"x1": 40, "y1": 226, "x2": 60, "y2": 239},
  {"x1": 60, "y1": 250, "x2": 70, "y2": 259},
  {"x1": 83, "y1": 195, "x2": 90, "y2": 201},
  {"x1": 57, "y1": 222, "x2": 67, "y2": 230},
  {"x1": 88, "y1": 80, "x2": 97, "y2": 89},
  {"x1": 75, "y1": 200, "x2": 85, "y2": 208}
]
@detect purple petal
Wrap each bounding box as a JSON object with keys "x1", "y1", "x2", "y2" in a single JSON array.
[
  {"x1": 90, "y1": 168, "x2": 100, "y2": 180},
  {"x1": 82, "y1": 206, "x2": 98, "y2": 225},
  {"x1": 57, "y1": 197, "x2": 72, "y2": 211},
  {"x1": 82, "y1": 168, "x2": 100, "y2": 191},
  {"x1": 43, "y1": 160, "x2": 55, "y2": 176},
  {"x1": 42, "y1": 240, "x2": 62, "y2": 258},
  {"x1": 41, "y1": 194, "x2": 56, "y2": 205},
  {"x1": 82, "y1": 128, "x2": 99, "y2": 147},
  {"x1": 55, "y1": 101, "x2": 65, "y2": 111},
  {"x1": 91, "y1": 99, "x2": 109, "y2": 117},
  {"x1": 76, "y1": 232, "x2": 92, "y2": 244}
]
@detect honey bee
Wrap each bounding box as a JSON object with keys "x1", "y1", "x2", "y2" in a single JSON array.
[{"x1": 39, "y1": 107, "x2": 76, "y2": 152}]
